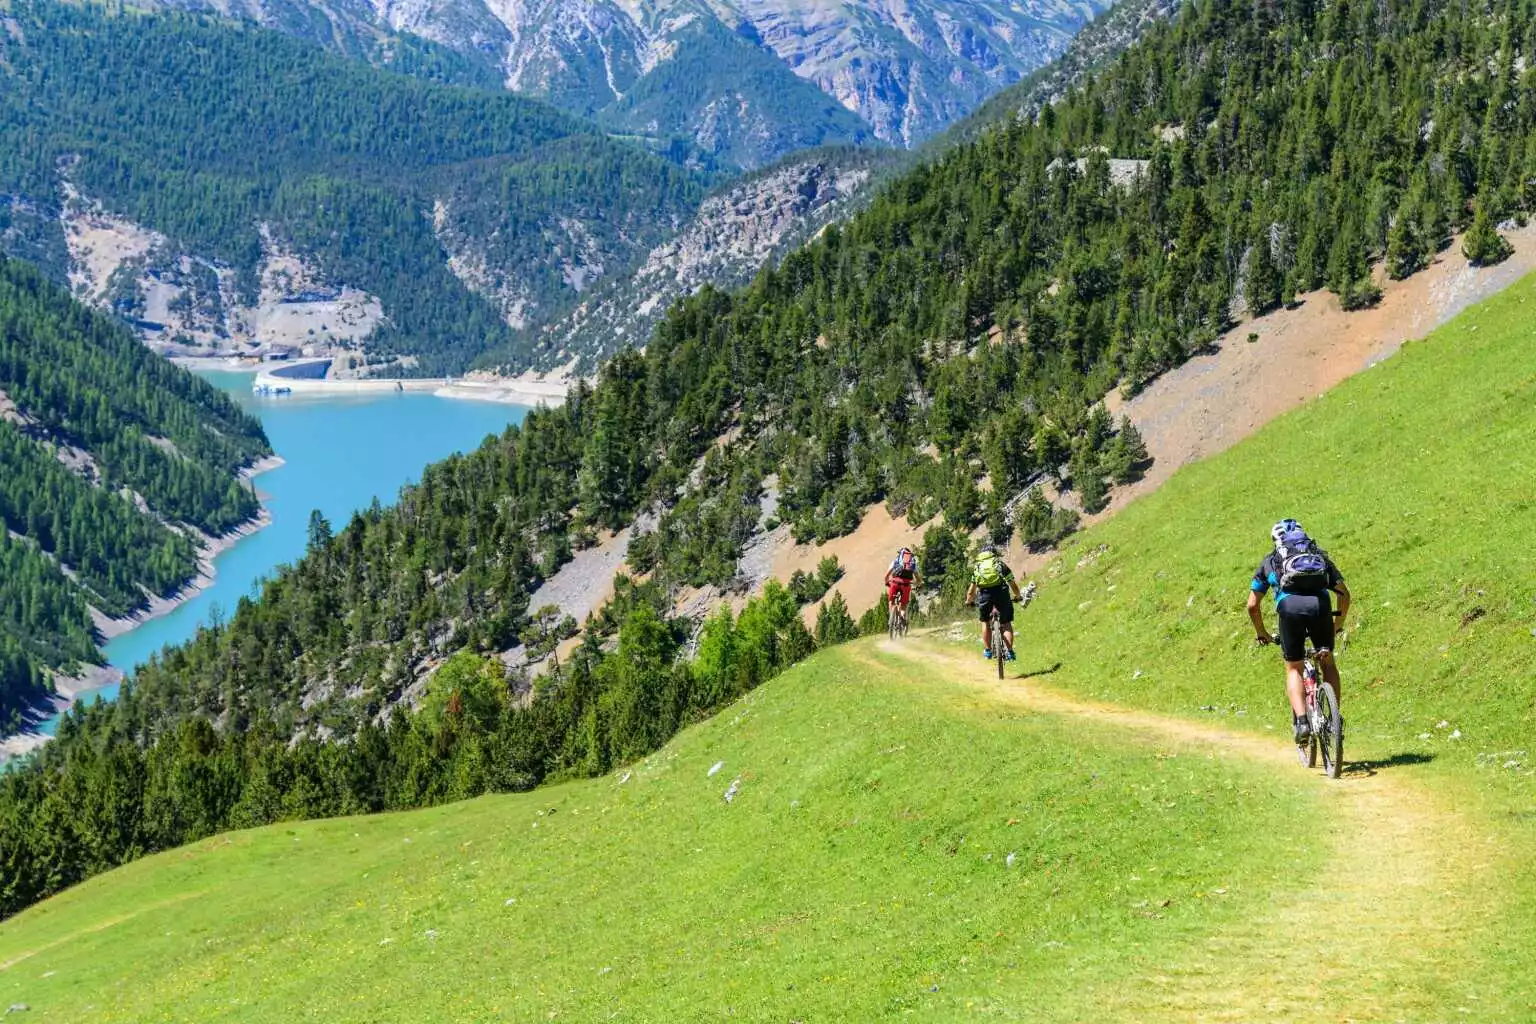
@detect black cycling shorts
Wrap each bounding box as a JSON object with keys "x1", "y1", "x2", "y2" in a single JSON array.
[
  {"x1": 1276, "y1": 593, "x2": 1335, "y2": 662},
  {"x1": 977, "y1": 585, "x2": 1013, "y2": 625}
]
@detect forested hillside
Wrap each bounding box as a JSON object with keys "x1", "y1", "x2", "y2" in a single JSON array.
[
  {"x1": 0, "y1": 1, "x2": 705, "y2": 374},
  {"x1": 0, "y1": 260, "x2": 270, "y2": 732},
  {"x1": 4, "y1": 0, "x2": 1534, "y2": 915}
]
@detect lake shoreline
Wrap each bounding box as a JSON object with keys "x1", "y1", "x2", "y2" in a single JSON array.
[
  {"x1": 1, "y1": 454, "x2": 285, "y2": 762},
  {"x1": 2, "y1": 375, "x2": 534, "y2": 763},
  {"x1": 93, "y1": 453, "x2": 284, "y2": 641}
]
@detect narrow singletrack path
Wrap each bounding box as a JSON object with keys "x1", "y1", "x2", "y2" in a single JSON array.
[{"x1": 870, "y1": 634, "x2": 1505, "y2": 1022}]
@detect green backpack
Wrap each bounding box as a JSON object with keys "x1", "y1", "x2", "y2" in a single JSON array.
[{"x1": 972, "y1": 552, "x2": 1007, "y2": 588}]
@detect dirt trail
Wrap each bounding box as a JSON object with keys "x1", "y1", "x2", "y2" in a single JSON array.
[{"x1": 872, "y1": 635, "x2": 1504, "y2": 1022}]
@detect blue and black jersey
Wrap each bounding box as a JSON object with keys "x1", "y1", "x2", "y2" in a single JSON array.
[{"x1": 1250, "y1": 550, "x2": 1344, "y2": 606}]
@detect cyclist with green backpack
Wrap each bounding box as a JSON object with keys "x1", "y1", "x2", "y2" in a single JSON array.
[
  {"x1": 964, "y1": 546, "x2": 1027, "y2": 661},
  {"x1": 1247, "y1": 519, "x2": 1351, "y2": 743}
]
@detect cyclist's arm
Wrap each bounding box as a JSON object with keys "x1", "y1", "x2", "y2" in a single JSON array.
[
  {"x1": 1332, "y1": 580, "x2": 1351, "y2": 626},
  {"x1": 1246, "y1": 588, "x2": 1270, "y2": 641},
  {"x1": 964, "y1": 582, "x2": 978, "y2": 605}
]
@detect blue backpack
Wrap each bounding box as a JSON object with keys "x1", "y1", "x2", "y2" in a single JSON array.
[{"x1": 1276, "y1": 528, "x2": 1329, "y2": 595}]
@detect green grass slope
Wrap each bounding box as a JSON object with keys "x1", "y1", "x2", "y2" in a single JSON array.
[
  {"x1": 0, "y1": 644, "x2": 1313, "y2": 1021},
  {"x1": 6, "y1": 274, "x2": 1536, "y2": 1020}
]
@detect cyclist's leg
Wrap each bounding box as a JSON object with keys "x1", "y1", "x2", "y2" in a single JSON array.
[
  {"x1": 1284, "y1": 660, "x2": 1307, "y2": 716},
  {"x1": 997, "y1": 593, "x2": 1016, "y2": 656},
  {"x1": 977, "y1": 593, "x2": 993, "y2": 651},
  {"x1": 1275, "y1": 602, "x2": 1309, "y2": 716}
]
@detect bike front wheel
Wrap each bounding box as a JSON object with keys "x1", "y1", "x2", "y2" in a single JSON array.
[
  {"x1": 992, "y1": 614, "x2": 1005, "y2": 679},
  {"x1": 1315, "y1": 680, "x2": 1344, "y2": 778}
]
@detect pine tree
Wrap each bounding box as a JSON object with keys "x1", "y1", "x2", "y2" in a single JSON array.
[
  {"x1": 1245, "y1": 227, "x2": 1282, "y2": 316},
  {"x1": 814, "y1": 592, "x2": 859, "y2": 647},
  {"x1": 1108, "y1": 417, "x2": 1150, "y2": 484},
  {"x1": 1017, "y1": 486, "x2": 1056, "y2": 549},
  {"x1": 1463, "y1": 200, "x2": 1514, "y2": 267},
  {"x1": 1070, "y1": 441, "x2": 1110, "y2": 514},
  {"x1": 1386, "y1": 198, "x2": 1426, "y2": 280}
]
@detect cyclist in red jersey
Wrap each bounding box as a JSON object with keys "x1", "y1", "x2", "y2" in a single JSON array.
[{"x1": 885, "y1": 547, "x2": 920, "y2": 620}]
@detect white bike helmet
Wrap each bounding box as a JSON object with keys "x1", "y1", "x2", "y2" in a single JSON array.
[{"x1": 1271, "y1": 518, "x2": 1302, "y2": 547}]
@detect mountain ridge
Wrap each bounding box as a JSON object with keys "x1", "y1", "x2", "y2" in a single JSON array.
[
  {"x1": 151, "y1": 0, "x2": 1118, "y2": 168},
  {"x1": 0, "y1": 0, "x2": 706, "y2": 374}
]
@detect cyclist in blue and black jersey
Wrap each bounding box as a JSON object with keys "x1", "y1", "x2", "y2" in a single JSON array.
[{"x1": 1246, "y1": 519, "x2": 1351, "y2": 744}]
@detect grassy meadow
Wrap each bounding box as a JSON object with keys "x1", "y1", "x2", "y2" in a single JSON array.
[{"x1": 4, "y1": 275, "x2": 1536, "y2": 1020}]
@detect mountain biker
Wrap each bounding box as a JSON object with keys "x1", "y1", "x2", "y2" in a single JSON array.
[
  {"x1": 964, "y1": 545, "x2": 1025, "y2": 660},
  {"x1": 885, "y1": 546, "x2": 921, "y2": 621},
  {"x1": 1246, "y1": 519, "x2": 1351, "y2": 744}
]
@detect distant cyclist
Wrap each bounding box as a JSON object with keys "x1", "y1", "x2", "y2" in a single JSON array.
[
  {"x1": 964, "y1": 546, "x2": 1027, "y2": 661},
  {"x1": 885, "y1": 546, "x2": 921, "y2": 621},
  {"x1": 1246, "y1": 519, "x2": 1351, "y2": 743}
]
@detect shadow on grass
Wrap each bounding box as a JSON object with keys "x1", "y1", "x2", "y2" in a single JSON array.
[
  {"x1": 1016, "y1": 662, "x2": 1063, "y2": 679},
  {"x1": 1341, "y1": 752, "x2": 1436, "y2": 778}
]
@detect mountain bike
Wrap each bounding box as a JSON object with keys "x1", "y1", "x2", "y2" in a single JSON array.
[
  {"x1": 987, "y1": 603, "x2": 1007, "y2": 677},
  {"x1": 984, "y1": 582, "x2": 1036, "y2": 679},
  {"x1": 888, "y1": 594, "x2": 910, "y2": 640},
  {"x1": 1292, "y1": 641, "x2": 1344, "y2": 778}
]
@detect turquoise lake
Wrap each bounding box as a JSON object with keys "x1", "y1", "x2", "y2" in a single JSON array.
[{"x1": 40, "y1": 371, "x2": 530, "y2": 733}]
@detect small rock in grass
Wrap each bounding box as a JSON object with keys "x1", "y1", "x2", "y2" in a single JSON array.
[
  {"x1": 1450, "y1": 729, "x2": 1462, "y2": 740},
  {"x1": 618, "y1": 771, "x2": 632, "y2": 784},
  {"x1": 424, "y1": 930, "x2": 438, "y2": 940},
  {"x1": 1005, "y1": 852, "x2": 1017, "y2": 868},
  {"x1": 378, "y1": 938, "x2": 393, "y2": 947},
  {"x1": 708, "y1": 761, "x2": 725, "y2": 778},
  {"x1": 723, "y1": 777, "x2": 742, "y2": 803},
  {"x1": 1437, "y1": 720, "x2": 1450, "y2": 729},
  {"x1": 504, "y1": 898, "x2": 517, "y2": 906},
  {"x1": 1419, "y1": 733, "x2": 1432, "y2": 740},
  {"x1": 1132, "y1": 669, "x2": 1143, "y2": 680},
  {"x1": 6, "y1": 1004, "x2": 29, "y2": 1014}
]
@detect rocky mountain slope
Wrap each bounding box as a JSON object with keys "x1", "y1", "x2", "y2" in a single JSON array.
[
  {"x1": 155, "y1": 0, "x2": 1117, "y2": 168},
  {"x1": 508, "y1": 146, "x2": 900, "y2": 370}
]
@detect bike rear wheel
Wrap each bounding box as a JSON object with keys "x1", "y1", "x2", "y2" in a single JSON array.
[
  {"x1": 992, "y1": 611, "x2": 1005, "y2": 679},
  {"x1": 1315, "y1": 679, "x2": 1344, "y2": 778},
  {"x1": 1301, "y1": 665, "x2": 1320, "y2": 768}
]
